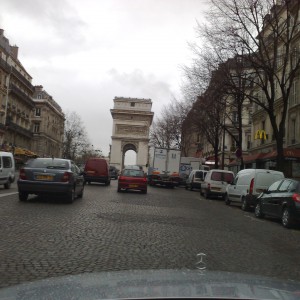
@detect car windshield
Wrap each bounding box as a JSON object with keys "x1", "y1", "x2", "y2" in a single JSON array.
[
  {"x1": 27, "y1": 159, "x2": 69, "y2": 170},
  {"x1": 2, "y1": 0, "x2": 300, "y2": 296},
  {"x1": 122, "y1": 169, "x2": 144, "y2": 177}
]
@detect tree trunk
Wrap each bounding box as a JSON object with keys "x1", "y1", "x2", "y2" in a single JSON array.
[{"x1": 276, "y1": 137, "x2": 285, "y2": 174}]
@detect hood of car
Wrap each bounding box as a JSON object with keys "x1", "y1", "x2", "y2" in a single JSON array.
[{"x1": 1, "y1": 269, "x2": 300, "y2": 300}]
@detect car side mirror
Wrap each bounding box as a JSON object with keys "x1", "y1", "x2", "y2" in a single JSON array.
[{"x1": 263, "y1": 189, "x2": 269, "y2": 194}]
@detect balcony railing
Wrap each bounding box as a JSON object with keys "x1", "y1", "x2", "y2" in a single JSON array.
[
  {"x1": 11, "y1": 67, "x2": 34, "y2": 92},
  {"x1": 9, "y1": 84, "x2": 35, "y2": 108},
  {"x1": 0, "y1": 57, "x2": 12, "y2": 74},
  {"x1": 5, "y1": 119, "x2": 33, "y2": 138}
]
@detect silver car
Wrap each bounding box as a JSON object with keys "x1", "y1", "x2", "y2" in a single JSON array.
[{"x1": 17, "y1": 158, "x2": 85, "y2": 203}]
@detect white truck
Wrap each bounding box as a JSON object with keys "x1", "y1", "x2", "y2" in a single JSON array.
[
  {"x1": 179, "y1": 157, "x2": 208, "y2": 178},
  {"x1": 148, "y1": 148, "x2": 181, "y2": 187}
]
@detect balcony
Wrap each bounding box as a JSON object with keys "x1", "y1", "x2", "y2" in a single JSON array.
[
  {"x1": 9, "y1": 84, "x2": 35, "y2": 108},
  {"x1": 11, "y1": 67, "x2": 34, "y2": 92},
  {"x1": 5, "y1": 119, "x2": 33, "y2": 138},
  {"x1": 0, "y1": 57, "x2": 12, "y2": 74}
]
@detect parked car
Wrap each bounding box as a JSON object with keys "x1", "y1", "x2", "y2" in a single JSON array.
[
  {"x1": 84, "y1": 158, "x2": 110, "y2": 185},
  {"x1": 185, "y1": 170, "x2": 207, "y2": 191},
  {"x1": 17, "y1": 157, "x2": 85, "y2": 203},
  {"x1": 225, "y1": 169, "x2": 284, "y2": 210},
  {"x1": 254, "y1": 178, "x2": 300, "y2": 228},
  {"x1": 109, "y1": 166, "x2": 119, "y2": 179},
  {"x1": 0, "y1": 151, "x2": 15, "y2": 189},
  {"x1": 118, "y1": 168, "x2": 147, "y2": 193},
  {"x1": 201, "y1": 169, "x2": 234, "y2": 199}
]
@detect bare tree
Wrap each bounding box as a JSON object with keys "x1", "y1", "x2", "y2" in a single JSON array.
[
  {"x1": 150, "y1": 98, "x2": 192, "y2": 150},
  {"x1": 63, "y1": 111, "x2": 91, "y2": 161},
  {"x1": 200, "y1": 0, "x2": 300, "y2": 171}
]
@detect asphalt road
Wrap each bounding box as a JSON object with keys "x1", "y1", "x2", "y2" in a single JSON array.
[{"x1": 0, "y1": 180, "x2": 300, "y2": 288}]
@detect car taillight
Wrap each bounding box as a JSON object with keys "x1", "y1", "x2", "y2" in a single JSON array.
[
  {"x1": 19, "y1": 168, "x2": 27, "y2": 180},
  {"x1": 61, "y1": 172, "x2": 72, "y2": 182},
  {"x1": 207, "y1": 183, "x2": 210, "y2": 190},
  {"x1": 292, "y1": 193, "x2": 300, "y2": 203},
  {"x1": 249, "y1": 178, "x2": 254, "y2": 195},
  {"x1": 143, "y1": 177, "x2": 147, "y2": 182},
  {"x1": 119, "y1": 176, "x2": 125, "y2": 181}
]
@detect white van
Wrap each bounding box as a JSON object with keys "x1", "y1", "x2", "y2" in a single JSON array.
[
  {"x1": 0, "y1": 152, "x2": 15, "y2": 189},
  {"x1": 225, "y1": 169, "x2": 284, "y2": 210},
  {"x1": 185, "y1": 170, "x2": 207, "y2": 190},
  {"x1": 201, "y1": 169, "x2": 235, "y2": 199}
]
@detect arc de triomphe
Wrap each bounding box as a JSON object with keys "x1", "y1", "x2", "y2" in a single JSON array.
[{"x1": 110, "y1": 97, "x2": 154, "y2": 171}]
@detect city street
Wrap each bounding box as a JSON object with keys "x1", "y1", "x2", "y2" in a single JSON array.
[{"x1": 0, "y1": 180, "x2": 300, "y2": 288}]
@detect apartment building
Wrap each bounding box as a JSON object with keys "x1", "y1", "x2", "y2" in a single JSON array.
[
  {"x1": 32, "y1": 86, "x2": 65, "y2": 157},
  {"x1": 244, "y1": 1, "x2": 300, "y2": 178},
  {"x1": 0, "y1": 29, "x2": 65, "y2": 159},
  {"x1": 0, "y1": 29, "x2": 35, "y2": 153}
]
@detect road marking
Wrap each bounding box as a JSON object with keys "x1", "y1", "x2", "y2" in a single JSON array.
[{"x1": 0, "y1": 192, "x2": 18, "y2": 197}]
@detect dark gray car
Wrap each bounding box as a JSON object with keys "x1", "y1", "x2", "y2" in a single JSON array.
[{"x1": 17, "y1": 158, "x2": 85, "y2": 203}]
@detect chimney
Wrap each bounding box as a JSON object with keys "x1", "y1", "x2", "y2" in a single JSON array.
[
  {"x1": 0, "y1": 29, "x2": 4, "y2": 36},
  {"x1": 10, "y1": 45, "x2": 19, "y2": 59},
  {"x1": 34, "y1": 85, "x2": 43, "y2": 92}
]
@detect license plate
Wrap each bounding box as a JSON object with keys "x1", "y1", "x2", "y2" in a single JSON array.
[
  {"x1": 129, "y1": 184, "x2": 138, "y2": 188},
  {"x1": 211, "y1": 187, "x2": 221, "y2": 191},
  {"x1": 87, "y1": 171, "x2": 95, "y2": 174},
  {"x1": 35, "y1": 175, "x2": 53, "y2": 181}
]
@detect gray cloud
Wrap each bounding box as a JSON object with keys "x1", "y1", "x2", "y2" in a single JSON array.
[{"x1": 1, "y1": 0, "x2": 86, "y2": 57}]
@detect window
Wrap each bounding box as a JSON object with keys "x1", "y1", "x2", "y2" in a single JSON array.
[
  {"x1": 289, "y1": 78, "x2": 299, "y2": 106},
  {"x1": 35, "y1": 108, "x2": 41, "y2": 116},
  {"x1": 34, "y1": 123, "x2": 40, "y2": 133},
  {"x1": 2, "y1": 157, "x2": 12, "y2": 168},
  {"x1": 232, "y1": 111, "x2": 238, "y2": 123},
  {"x1": 291, "y1": 119, "x2": 296, "y2": 143},
  {"x1": 268, "y1": 180, "x2": 282, "y2": 192},
  {"x1": 37, "y1": 94, "x2": 42, "y2": 99},
  {"x1": 130, "y1": 102, "x2": 135, "y2": 107},
  {"x1": 278, "y1": 180, "x2": 292, "y2": 192},
  {"x1": 171, "y1": 153, "x2": 176, "y2": 159}
]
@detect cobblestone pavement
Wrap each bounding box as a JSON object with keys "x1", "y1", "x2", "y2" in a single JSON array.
[{"x1": 0, "y1": 180, "x2": 300, "y2": 288}]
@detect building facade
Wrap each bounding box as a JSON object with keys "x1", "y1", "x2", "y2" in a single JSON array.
[
  {"x1": 32, "y1": 86, "x2": 65, "y2": 157},
  {"x1": 0, "y1": 29, "x2": 65, "y2": 159}
]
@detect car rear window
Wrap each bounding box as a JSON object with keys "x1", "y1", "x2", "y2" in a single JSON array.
[
  {"x1": 195, "y1": 171, "x2": 203, "y2": 179},
  {"x1": 123, "y1": 169, "x2": 144, "y2": 177},
  {"x1": 27, "y1": 158, "x2": 69, "y2": 169},
  {"x1": 211, "y1": 171, "x2": 233, "y2": 182}
]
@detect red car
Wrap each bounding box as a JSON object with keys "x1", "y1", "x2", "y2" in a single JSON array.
[{"x1": 117, "y1": 168, "x2": 147, "y2": 194}]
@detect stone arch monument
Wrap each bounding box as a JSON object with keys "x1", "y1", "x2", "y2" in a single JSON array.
[{"x1": 110, "y1": 97, "x2": 154, "y2": 171}]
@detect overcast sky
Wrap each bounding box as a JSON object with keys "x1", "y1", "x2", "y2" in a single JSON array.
[{"x1": 0, "y1": 0, "x2": 208, "y2": 159}]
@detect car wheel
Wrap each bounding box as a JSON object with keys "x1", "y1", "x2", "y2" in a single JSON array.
[
  {"x1": 4, "y1": 180, "x2": 11, "y2": 189},
  {"x1": 67, "y1": 188, "x2": 75, "y2": 203},
  {"x1": 117, "y1": 187, "x2": 121, "y2": 192},
  {"x1": 224, "y1": 194, "x2": 231, "y2": 205},
  {"x1": 190, "y1": 186, "x2": 193, "y2": 191},
  {"x1": 78, "y1": 186, "x2": 84, "y2": 198},
  {"x1": 241, "y1": 197, "x2": 250, "y2": 211},
  {"x1": 254, "y1": 202, "x2": 264, "y2": 218},
  {"x1": 203, "y1": 190, "x2": 210, "y2": 199},
  {"x1": 282, "y1": 207, "x2": 294, "y2": 228},
  {"x1": 19, "y1": 192, "x2": 28, "y2": 202},
  {"x1": 185, "y1": 185, "x2": 188, "y2": 190},
  {"x1": 142, "y1": 189, "x2": 147, "y2": 194},
  {"x1": 105, "y1": 180, "x2": 110, "y2": 186}
]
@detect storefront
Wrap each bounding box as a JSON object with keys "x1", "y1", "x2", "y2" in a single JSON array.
[{"x1": 229, "y1": 148, "x2": 300, "y2": 179}]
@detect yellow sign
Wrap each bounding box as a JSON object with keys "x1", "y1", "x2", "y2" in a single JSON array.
[{"x1": 254, "y1": 130, "x2": 267, "y2": 140}]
